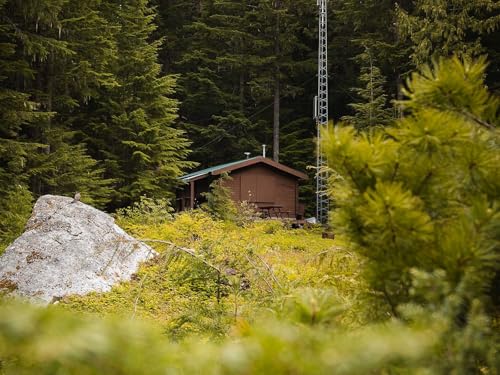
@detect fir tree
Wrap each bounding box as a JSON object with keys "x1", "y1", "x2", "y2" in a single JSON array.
[
  {"x1": 83, "y1": 0, "x2": 194, "y2": 208},
  {"x1": 332, "y1": 0, "x2": 409, "y2": 117},
  {"x1": 248, "y1": 0, "x2": 317, "y2": 162},
  {"x1": 1, "y1": 0, "x2": 115, "y2": 207},
  {"x1": 342, "y1": 46, "x2": 393, "y2": 129},
  {"x1": 173, "y1": 0, "x2": 262, "y2": 165},
  {"x1": 397, "y1": 0, "x2": 500, "y2": 66},
  {"x1": 0, "y1": 0, "x2": 47, "y2": 243},
  {"x1": 202, "y1": 173, "x2": 237, "y2": 221}
]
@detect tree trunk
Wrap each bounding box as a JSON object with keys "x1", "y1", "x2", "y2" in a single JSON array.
[
  {"x1": 273, "y1": 0, "x2": 280, "y2": 162},
  {"x1": 273, "y1": 74, "x2": 280, "y2": 162},
  {"x1": 394, "y1": 1, "x2": 404, "y2": 119},
  {"x1": 240, "y1": 71, "x2": 245, "y2": 110},
  {"x1": 46, "y1": 50, "x2": 54, "y2": 153}
]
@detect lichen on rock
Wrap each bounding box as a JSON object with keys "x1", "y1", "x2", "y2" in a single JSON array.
[{"x1": 0, "y1": 195, "x2": 156, "y2": 303}]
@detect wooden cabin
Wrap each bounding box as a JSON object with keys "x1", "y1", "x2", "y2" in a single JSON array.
[{"x1": 177, "y1": 156, "x2": 308, "y2": 219}]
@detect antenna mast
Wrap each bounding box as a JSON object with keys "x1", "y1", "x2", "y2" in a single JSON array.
[{"x1": 315, "y1": 0, "x2": 329, "y2": 224}]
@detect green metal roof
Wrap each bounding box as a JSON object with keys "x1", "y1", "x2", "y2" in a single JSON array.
[{"x1": 181, "y1": 157, "x2": 261, "y2": 182}]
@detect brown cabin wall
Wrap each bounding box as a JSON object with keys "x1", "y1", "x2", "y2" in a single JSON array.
[
  {"x1": 222, "y1": 165, "x2": 298, "y2": 216},
  {"x1": 224, "y1": 174, "x2": 241, "y2": 202}
]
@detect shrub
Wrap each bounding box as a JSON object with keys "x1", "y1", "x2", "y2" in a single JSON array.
[
  {"x1": 115, "y1": 195, "x2": 174, "y2": 227},
  {"x1": 234, "y1": 200, "x2": 262, "y2": 227},
  {"x1": 324, "y1": 57, "x2": 500, "y2": 372},
  {"x1": 202, "y1": 173, "x2": 237, "y2": 221},
  {"x1": 0, "y1": 300, "x2": 441, "y2": 375}
]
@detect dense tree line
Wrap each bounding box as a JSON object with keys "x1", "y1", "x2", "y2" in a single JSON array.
[
  {"x1": 0, "y1": 0, "x2": 193, "y2": 245},
  {"x1": 152, "y1": 0, "x2": 499, "y2": 208},
  {"x1": 153, "y1": 0, "x2": 318, "y2": 169},
  {"x1": 152, "y1": 0, "x2": 499, "y2": 155},
  {"x1": 1, "y1": 0, "x2": 499, "y2": 242}
]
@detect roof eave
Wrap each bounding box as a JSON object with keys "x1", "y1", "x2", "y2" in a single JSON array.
[
  {"x1": 181, "y1": 156, "x2": 309, "y2": 182},
  {"x1": 212, "y1": 156, "x2": 308, "y2": 180}
]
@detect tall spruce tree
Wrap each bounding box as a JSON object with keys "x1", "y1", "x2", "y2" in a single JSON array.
[
  {"x1": 1, "y1": 0, "x2": 195, "y2": 239},
  {"x1": 1, "y1": 0, "x2": 115, "y2": 208},
  {"x1": 0, "y1": 0, "x2": 45, "y2": 246},
  {"x1": 172, "y1": 0, "x2": 262, "y2": 166},
  {"x1": 249, "y1": 0, "x2": 317, "y2": 163},
  {"x1": 331, "y1": 0, "x2": 406, "y2": 117},
  {"x1": 342, "y1": 47, "x2": 393, "y2": 129},
  {"x1": 82, "y1": 0, "x2": 194, "y2": 209}
]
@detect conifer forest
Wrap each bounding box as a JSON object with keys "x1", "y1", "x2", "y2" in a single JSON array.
[{"x1": 0, "y1": 0, "x2": 499, "y2": 374}]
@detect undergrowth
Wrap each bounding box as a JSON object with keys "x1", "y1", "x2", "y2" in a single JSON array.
[{"x1": 61, "y1": 210, "x2": 368, "y2": 338}]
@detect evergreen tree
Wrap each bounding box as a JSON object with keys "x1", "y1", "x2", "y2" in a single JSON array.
[
  {"x1": 0, "y1": 0, "x2": 115, "y2": 208},
  {"x1": 0, "y1": 0, "x2": 44, "y2": 245},
  {"x1": 152, "y1": 0, "x2": 201, "y2": 73},
  {"x1": 202, "y1": 173, "x2": 237, "y2": 221},
  {"x1": 172, "y1": 0, "x2": 262, "y2": 165},
  {"x1": 342, "y1": 46, "x2": 393, "y2": 129},
  {"x1": 249, "y1": 0, "x2": 317, "y2": 163},
  {"x1": 324, "y1": 57, "x2": 499, "y2": 372},
  {"x1": 397, "y1": 0, "x2": 500, "y2": 66},
  {"x1": 83, "y1": 0, "x2": 194, "y2": 208},
  {"x1": 1, "y1": 0, "x2": 194, "y2": 220},
  {"x1": 332, "y1": 0, "x2": 409, "y2": 118}
]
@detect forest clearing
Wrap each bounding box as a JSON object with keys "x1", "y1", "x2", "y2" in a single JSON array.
[
  {"x1": 0, "y1": 208, "x2": 446, "y2": 373},
  {"x1": 0, "y1": 0, "x2": 499, "y2": 373}
]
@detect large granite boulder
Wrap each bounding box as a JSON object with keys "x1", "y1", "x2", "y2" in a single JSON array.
[{"x1": 0, "y1": 195, "x2": 156, "y2": 303}]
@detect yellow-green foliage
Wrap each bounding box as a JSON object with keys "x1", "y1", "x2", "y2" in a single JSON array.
[
  {"x1": 323, "y1": 57, "x2": 500, "y2": 373},
  {"x1": 0, "y1": 300, "x2": 441, "y2": 375},
  {"x1": 63, "y1": 211, "x2": 366, "y2": 337},
  {"x1": 202, "y1": 173, "x2": 238, "y2": 221}
]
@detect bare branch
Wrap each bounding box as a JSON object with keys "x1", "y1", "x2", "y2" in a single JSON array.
[
  {"x1": 244, "y1": 255, "x2": 274, "y2": 293},
  {"x1": 254, "y1": 254, "x2": 282, "y2": 290},
  {"x1": 139, "y1": 239, "x2": 222, "y2": 273}
]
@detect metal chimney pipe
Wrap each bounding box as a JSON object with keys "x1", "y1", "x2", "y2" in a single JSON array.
[
  {"x1": 262, "y1": 144, "x2": 267, "y2": 158},
  {"x1": 244, "y1": 152, "x2": 251, "y2": 159}
]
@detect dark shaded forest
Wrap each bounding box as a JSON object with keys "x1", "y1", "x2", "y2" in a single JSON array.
[{"x1": 1, "y1": 0, "x2": 499, "y2": 239}]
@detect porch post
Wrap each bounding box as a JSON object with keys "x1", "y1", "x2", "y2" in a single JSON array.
[{"x1": 190, "y1": 181, "x2": 195, "y2": 209}]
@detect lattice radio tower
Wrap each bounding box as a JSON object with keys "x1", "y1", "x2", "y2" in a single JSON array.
[{"x1": 314, "y1": 0, "x2": 329, "y2": 224}]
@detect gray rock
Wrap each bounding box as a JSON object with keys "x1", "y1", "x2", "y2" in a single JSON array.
[{"x1": 0, "y1": 195, "x2": 156, "y2": 303}]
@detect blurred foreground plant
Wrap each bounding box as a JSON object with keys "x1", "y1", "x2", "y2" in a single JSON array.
[{"x1": 0, "y1": 300, "x2": 441, "y2": 374}]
